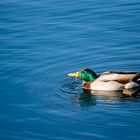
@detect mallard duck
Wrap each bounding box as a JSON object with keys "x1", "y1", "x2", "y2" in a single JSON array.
[{"x1": 68, "y1": 69, "x2": 140, "y2": 91}]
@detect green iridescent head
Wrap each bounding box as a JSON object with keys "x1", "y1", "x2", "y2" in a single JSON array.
[{"x1": 68, "y1": 69, "x2": 98, "y2": 82}]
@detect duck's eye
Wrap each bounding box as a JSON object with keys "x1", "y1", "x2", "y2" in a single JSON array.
[{"x1": 80, "y1": 71, "x2": 88, "y2": 79}]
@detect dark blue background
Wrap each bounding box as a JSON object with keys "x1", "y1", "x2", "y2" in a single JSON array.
[{"x1": 0, "y1": 0, "x2": 140, "y2": 139}]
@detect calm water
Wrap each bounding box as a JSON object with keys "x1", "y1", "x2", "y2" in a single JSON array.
[{"x1": 0, "y1": 0, "x2": 140, "y2": 139}]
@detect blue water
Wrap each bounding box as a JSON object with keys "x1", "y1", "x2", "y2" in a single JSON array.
[{"x1": 0, "y1": 0, "x2": 140, "y2": 139}]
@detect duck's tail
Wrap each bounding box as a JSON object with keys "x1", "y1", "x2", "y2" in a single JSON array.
[
  {"x1": 131, "y1": 73, "x2": 140, "y2": 84},
  {"x1": 125, "y1": 73, "x2": 140, "y2": 89}
]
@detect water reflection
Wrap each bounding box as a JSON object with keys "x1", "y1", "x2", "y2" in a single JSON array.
[
  {"x1": 70, "y1": 88, "x2": 140, "y2": 107},
  {"x1": 61, "y1": 79, "x2": 140, "y2": 107},
  {"x1": 83, "y1": 88, "x2": 140, "y2": 104},
  {"x1": 72, "y1": 92, "x2": 96, "y2": 107}
]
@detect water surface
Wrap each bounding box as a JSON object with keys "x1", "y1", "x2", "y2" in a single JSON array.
[{"x1": 0, "y1": 0, "x2": 140, "y2": 139}]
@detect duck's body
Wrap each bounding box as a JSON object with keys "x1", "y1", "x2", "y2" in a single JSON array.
[
  {"x1": 82, "y1": 71, "x2": 139, "y2": 91},
  {"x1": 68, "y1": 69, "x2": 140, "y2": 91}
]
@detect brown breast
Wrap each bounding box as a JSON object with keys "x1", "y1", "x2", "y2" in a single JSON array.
[{"x1": 82, "y1": 82, "x2": 91, "y2": 89}]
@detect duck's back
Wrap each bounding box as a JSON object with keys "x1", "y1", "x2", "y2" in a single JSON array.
[
  {"x1": 103, "y1": 71, "x2": 138, "y2": 75},
  {"x1": 97, "y1": 71, "x2": 138, "y2": 84}
]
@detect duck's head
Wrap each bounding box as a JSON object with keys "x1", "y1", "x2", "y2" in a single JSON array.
[{"x1": 68, "y1": 69, "x2": 98, "y2": 82}]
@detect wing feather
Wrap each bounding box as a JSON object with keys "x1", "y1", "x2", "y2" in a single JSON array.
[{"x1": 97, "y1": 71, "x2": 137, "y2": 84}]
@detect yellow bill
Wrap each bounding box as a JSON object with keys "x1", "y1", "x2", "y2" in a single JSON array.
[{"x1": 68, "y1": 72, "x2": 79, "y2": 77}]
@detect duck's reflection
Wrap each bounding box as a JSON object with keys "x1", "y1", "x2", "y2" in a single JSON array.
[
  {"x1": 72, "y1": 91, "x2": 96, "y2": 107},
  {"x1": 72, "y1": 88, "x2": 140, "y2": 107}
]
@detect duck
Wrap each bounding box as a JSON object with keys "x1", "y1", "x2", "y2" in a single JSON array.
[{"x1": 68, "y1": 68, "x2": 140, "y2": 91}]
